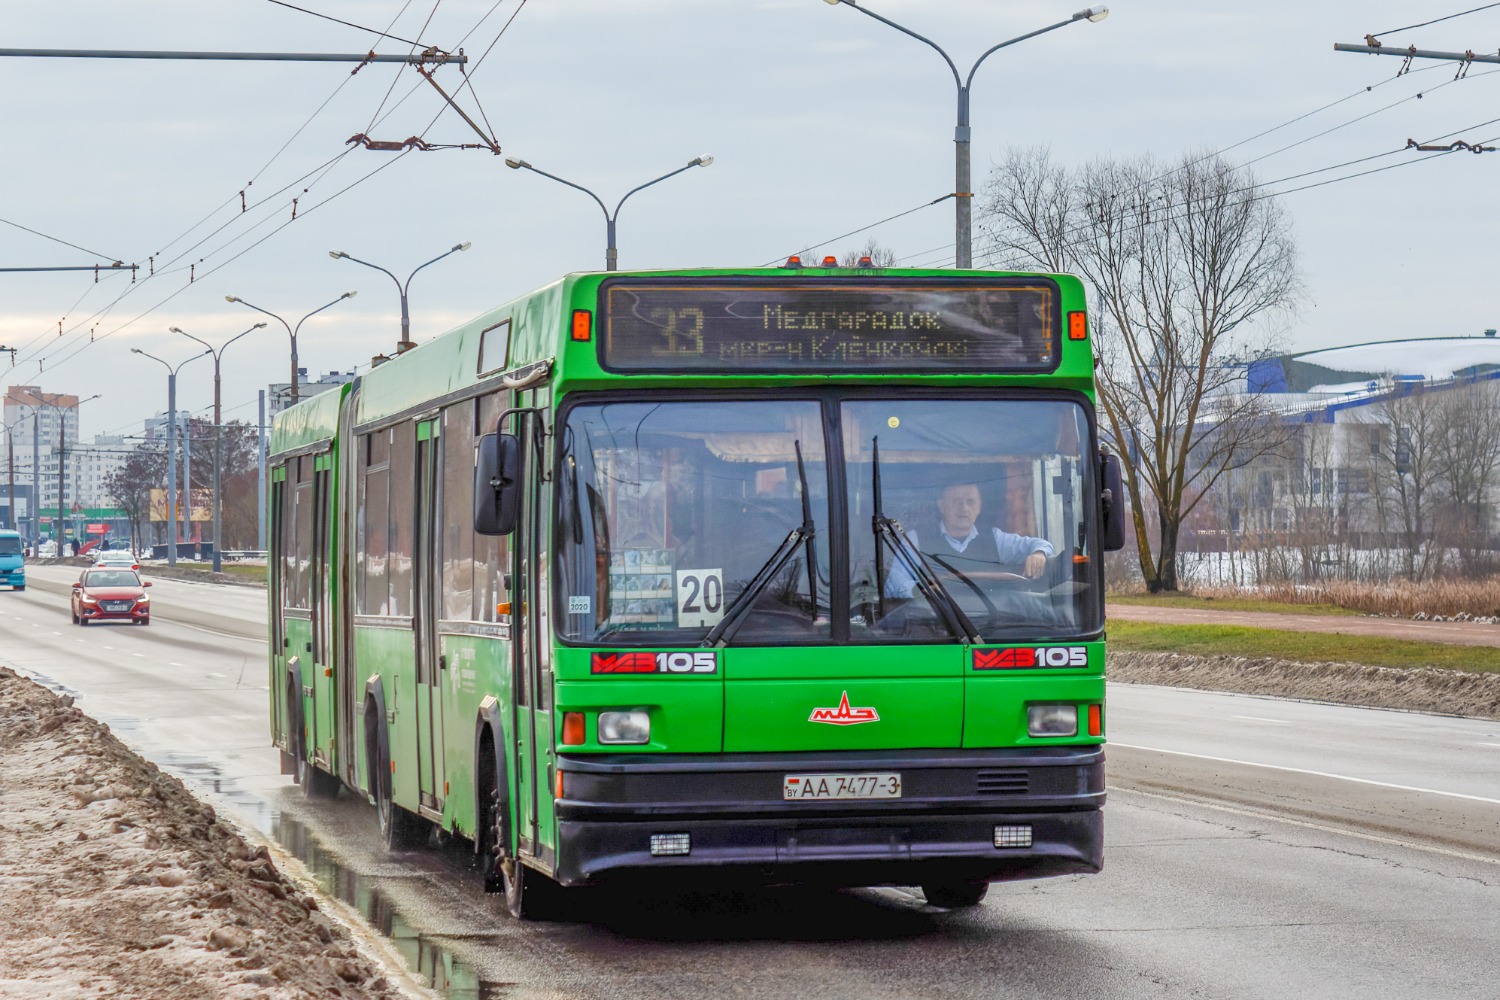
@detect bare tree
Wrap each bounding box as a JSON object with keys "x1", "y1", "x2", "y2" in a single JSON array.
[
  {"x1": 104, "y1": 443, "x2": 167, "y2": 556},
  {"x1": 1433, "y1": 380, "x2": 1500, "y2": 576},
  {"x1": 1369, "y1": 388, "x2": 1443, "y2": 581},
  {"x1": 838, "y1": 239, "x2": 897, "y2": 268},
  {"x1": 981, "y1": 148, "x2": 1299, "y2": 591}
]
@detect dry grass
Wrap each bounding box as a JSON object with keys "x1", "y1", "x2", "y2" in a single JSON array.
[{"x1": 1115, "y1": 577, "x2": 1500, "y2": 618}]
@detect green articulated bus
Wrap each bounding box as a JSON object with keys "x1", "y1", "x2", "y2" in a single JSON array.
[{"x1": 267, "y1": 263, "x2": 1126, "y2": 918}]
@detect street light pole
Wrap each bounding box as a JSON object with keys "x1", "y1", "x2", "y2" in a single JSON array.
[
  {"x1": 225, "y1": 291, "x2": 357, "y2": 406},
  {"x1": 173, "y1": 323, "x2": 265, "y2": 572},
  {"x1": 329, "y1": 243, "x2": 471, "y2": 353},
  {"x1": 54, "y1": 394, "x2": 100, "y2": 557},
  {"x1": 822, "y1": 0, "x2": 1107, "y2": 268},
  {"x1": 504, "y1": 158, "x2": 713, "y2": 271},
  {"x1": 131, "y1": 348, "x2": 209, "y2": 567}
]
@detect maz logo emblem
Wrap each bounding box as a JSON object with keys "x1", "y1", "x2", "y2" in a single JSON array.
[{"x1": 809, "y1": 691, "x2": 880, "y2": 726}]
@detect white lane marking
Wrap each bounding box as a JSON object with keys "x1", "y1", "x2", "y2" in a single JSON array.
[
  {"x1": 1479, "y1": 743, "x2": 1500, "y2": 749},
  {"x1": 1111, "y1": 742, "x2": 1500, "y2": 806},
  {"x1": 1119, "y1": 786, "x2": 1500, "y2": 867},
  {"x1": 169, "y1": 662, "x2": 184, "y2": 667},
  {"x1": 132, "y1": 653, "x2": 145, "y2": 659},
  {"x1": 1232, "y1": 715, "x2": 1290, "y2": 724}
]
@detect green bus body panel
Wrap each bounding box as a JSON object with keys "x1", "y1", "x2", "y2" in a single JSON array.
[
  {"x1": 268, "y1": 383, "x2": 347, "y2": 456},
  {"x1": 266, "y1": 266, "x2": 1106, "y2": 886}
]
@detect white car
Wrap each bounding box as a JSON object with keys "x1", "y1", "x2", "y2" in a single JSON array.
[{"x1": 94, "y1": 551, "x2": 141, "y2": 572}]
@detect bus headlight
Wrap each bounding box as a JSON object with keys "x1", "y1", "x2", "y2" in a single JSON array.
[
  {"x1": 1027, "y1": 704, "x2": 1078, "y2": 737},
  {"x1": 597, "y1": 711, "x2": 651, "y2": 745}
]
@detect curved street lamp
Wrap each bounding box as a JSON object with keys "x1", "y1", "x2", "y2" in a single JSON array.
[
  {"x1": 329, "y1": 243, "x2": 471, "y2": 354},
  {"x1": 172, "y1": 323, "x2": 265, "y2": 572},
  {"x1": 822, "y1": 1, "x2": 1108, "y2": 268},
  {"x1": 504, "y1": 156, "x2": 713, "y2": 271},
  {"x1": 224, "y1": 292, "x2": 357, "y2": 406},
  {"x1": 131, "y1": 347, "x2": 210, "y2": 567}
]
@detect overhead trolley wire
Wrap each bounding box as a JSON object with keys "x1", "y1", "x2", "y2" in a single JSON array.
[
  {"x1": 1371, "y1": 3, "x2": 1500, "y2": 40},
  {"x1": 26, "y1": 0, "x2": 528, "y2": 379}
]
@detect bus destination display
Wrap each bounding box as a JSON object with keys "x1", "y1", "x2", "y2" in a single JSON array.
[{"x1": 601, "y1": 282, "x2": 1057, "y2": 373}]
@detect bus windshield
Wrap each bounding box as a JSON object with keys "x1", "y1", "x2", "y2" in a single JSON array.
[
  {"x1": 557, "y1": 400, "x2": 830, "y2": 644},
  {"x1": 556, "y1": 395, "x2": 1100, "y2": 646},
  {"x1": 844, "y1": 397, "x2": 1100, "y2": 642},
  {"x1": 0, "y1": 537, "x2": 21, "y2": 557}
]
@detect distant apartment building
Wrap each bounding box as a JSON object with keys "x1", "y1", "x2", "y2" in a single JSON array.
[
  {"x1": 3, "y1": 385, "x2": 82, "y2": 532},
  {"x1": 266, "y1": 369, "x2": 356, "y2": 419}
]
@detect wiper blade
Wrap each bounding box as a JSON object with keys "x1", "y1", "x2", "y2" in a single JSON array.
[
  {"x1": 871, "y1": 436, "x2": 982, "y2": 645},
  {"x1": 703, "y1": 441, "x2": 817, "y2": 648}
]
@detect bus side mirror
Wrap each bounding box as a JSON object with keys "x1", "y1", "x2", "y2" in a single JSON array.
[
  {"x1": 1100, "y1": 451, "x2": 1125, "y2": 552},
  {"x1": 474, "y1": 432, "x2": 521, "y2": 535}
]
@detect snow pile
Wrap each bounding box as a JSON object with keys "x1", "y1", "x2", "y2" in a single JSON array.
[{"x1": 0, "y1": 666, "x2": 411, "y2": 999}]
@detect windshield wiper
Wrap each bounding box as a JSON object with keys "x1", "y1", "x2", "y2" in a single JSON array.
[
  {"x1": 702, "y1": 441, "x2": 817, "y2": 648},
  {"x1": 871, "y1": 436, "x2": 983, "y2": 645}
]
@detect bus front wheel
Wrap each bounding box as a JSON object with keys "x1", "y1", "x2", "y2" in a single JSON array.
[{"x1": 481, "y1": 771, "x2": 565, "y2": 920}]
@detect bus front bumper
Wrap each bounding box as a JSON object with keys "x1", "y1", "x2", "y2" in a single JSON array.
[{"x1": 552, "y1": 746, "x2": 1104, "y2": 887}]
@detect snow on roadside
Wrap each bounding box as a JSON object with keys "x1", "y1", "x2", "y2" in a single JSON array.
[{"x1": 0, "y1": 665, "x2": 416, "y2": 1000}]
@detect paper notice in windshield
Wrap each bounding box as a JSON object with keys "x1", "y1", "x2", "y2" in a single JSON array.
[{"x1": 675, "y1": 568, "x2": 725, "y2": 628}]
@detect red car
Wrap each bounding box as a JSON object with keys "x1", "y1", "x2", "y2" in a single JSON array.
[{"x1": 71, "y1": 568, "x2": 152, "y2": 626}]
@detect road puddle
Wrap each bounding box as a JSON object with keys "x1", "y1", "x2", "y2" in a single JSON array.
[{"x1": 272, "y1": 811, "x2": 514, "y2": 999}]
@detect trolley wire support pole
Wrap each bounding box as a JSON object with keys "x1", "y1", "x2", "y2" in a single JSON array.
[
  {"x1": 822, "y1": 1, "x2": 1108, "y2": 269},
  {"x1": 0, "y1": 49, "x2": 465, "y2": 65},
  {"x1": 1333, "y1": 42, "x2": 1500, "y2": 67}
]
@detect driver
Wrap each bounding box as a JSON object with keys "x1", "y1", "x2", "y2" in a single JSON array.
[{"x1": 886, "y1": 482, "x2": 1053, "y2": 597}]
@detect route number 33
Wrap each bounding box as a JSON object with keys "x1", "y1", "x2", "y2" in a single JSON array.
[{"x1": 675, "y1": 568, "x2": 724, "y2": 628}]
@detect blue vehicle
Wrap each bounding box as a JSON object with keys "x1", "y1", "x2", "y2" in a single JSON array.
[{"x1": 0, "y1": 529, "x2": 24, "y2": 591}]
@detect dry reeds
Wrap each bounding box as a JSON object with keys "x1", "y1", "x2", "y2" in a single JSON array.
[{"x1": 1186, "y1": 577, "x2": 1500, "y2": 618}]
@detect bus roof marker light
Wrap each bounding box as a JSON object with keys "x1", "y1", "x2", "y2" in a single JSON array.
[
  {"x1": 857, "y1": 255, "x2": 874, "y2": 268},
  {"x1": 821, "y1": 255, "x2": 839, "y2": 267},
  {"x1": 572, "y1": 309, "x2": 592, "y2": 342},
  {"x1": 784, "y1": 255, "x2": 804, "y2": 269},
  {"x1": 1068, "y1": 311, "x2": 1088, "y2": 340}
]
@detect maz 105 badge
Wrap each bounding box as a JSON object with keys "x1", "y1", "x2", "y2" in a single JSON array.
[
  {"x1": 591, "y1": 651, "x2": 719, "y2": 675},
  {"x1": 972, "y1": 646, "x2": 1089, "y2": 670}
]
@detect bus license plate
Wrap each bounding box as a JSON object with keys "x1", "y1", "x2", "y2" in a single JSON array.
[{"x1": 783, "y1": 773, "x2": 901, "y2": 801}]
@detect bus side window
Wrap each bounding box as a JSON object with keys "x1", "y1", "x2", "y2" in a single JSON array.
[{"x1": 474, "y1": 393, "x2": 511, "y2": 622}]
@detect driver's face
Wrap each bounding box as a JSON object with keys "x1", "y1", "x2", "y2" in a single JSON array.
[{"x1": 938, "y1": 485, "x2": 982, "y2": 537}]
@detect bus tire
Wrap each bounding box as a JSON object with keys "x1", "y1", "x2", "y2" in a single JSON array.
[
  {"x1": 479, "y1": 757, "x2": 565, "y2": 920},
  {"x1": 294, "y1": 704, "x2": 341, "y2": 800},
  {"x1": 921, "y1": 879, "x2": 990, "y2": 909},
  {"x1": 369, "y1": 716, "x2": 428, "y2": 851}
]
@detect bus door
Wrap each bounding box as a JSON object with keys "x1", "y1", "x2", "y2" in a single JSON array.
[
  {"x1": 414, "y1": 420, "x2": 446, "y2": 813},
  {"x1": 310, "y1": 458, "x2": 334, "y2": 765},
  {"x1": 510, "y1": 394, "x2": 554, "y2": 858},
  {"x1": 269, "y1": 468, "x2": 288, "y2": 751}
]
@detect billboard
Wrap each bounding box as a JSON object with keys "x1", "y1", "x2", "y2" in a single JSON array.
[{"x1": 149, "y1": 488, "x2": 213, "y2": 523}]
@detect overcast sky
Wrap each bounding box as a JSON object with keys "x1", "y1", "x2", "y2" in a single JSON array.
[{"x1": 2, "y1": 1, "x2": 1498, "y2": 440}]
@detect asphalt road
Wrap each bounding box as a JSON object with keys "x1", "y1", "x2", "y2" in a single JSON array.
[{"x1": 3, "y1": 565, "x2": 1498, "y2": 1000}]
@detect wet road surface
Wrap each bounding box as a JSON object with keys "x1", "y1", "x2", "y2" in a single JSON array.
[{"x1": 3, "y1": 567, "x2": 1498, "y2": 999}]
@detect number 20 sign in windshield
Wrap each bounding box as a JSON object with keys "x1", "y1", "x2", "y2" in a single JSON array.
[{"x1": 600, "y1": 279, "x2": 1059, "y2": 374}]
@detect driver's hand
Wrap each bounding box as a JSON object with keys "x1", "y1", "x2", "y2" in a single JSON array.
[{"x1": 1023, "y1": 551, "x2": 1047, "y2": 578}]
